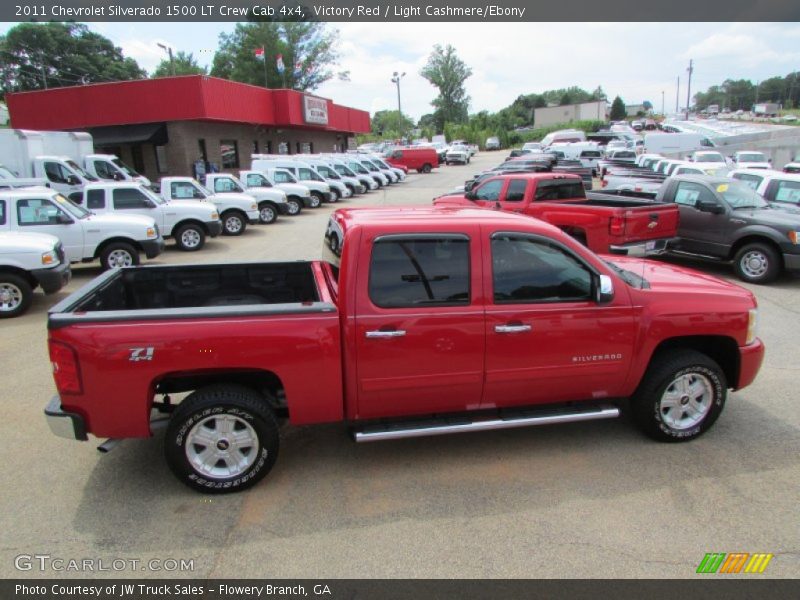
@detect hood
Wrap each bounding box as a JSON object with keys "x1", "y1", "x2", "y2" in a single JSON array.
[
  {"x1": 0, "y1": 231, "x2": 60, "y2": 253},
  {"x1": 606, "y1": 256, "x2": 753, "y2": 299},
  {"x1": 210, "y1": 192, "x2": 257, "y2": 205},
  {"x1": 767, "y1": 202, "x2": 800, "y2": 215},
  {"x1": 275, "y1": 182, "x2": 311, "y2": 196},
  {"x1": 733, "y1": 205, "x2": 800, "y2": 226},
  {"x1": 87, "y1": 212, "x2": 157, "y2": 228},
  {"x1": 433, "y1": 193, "x2": 475, "y2": 207},
  {"x1": 241, "y1": 186, "x2": 287, "y2": 202},
  {"x1": 162, "y1": 200, "x2": 218, "y2": 218},
  {"x1": 737, "y1": 162, "x2": 770, "y2": 170},
  {"x1": 135, "y1": 175, "x2": 152, "y2": 186}
]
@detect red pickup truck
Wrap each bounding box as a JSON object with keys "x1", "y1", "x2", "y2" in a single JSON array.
[
  {"x1": 45, "y1": 207, "x2": 763, "y2": 493},
  {"x1": 435, "y1": 173, "x2": 679, "y2": 256}
]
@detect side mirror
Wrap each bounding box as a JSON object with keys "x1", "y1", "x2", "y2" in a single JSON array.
[
  {"x1": 465, "y1": 190, "x2": 477, "y2": 200},
  {"x1": 67, "y1": 175, "x2": 80, "y2": 185},
  {"x1": 113, "y1": 172, "x2": 125, "y2": 181},
  {"x1": 698, "y1": 200, "x2": 724, "y2": 214},
  {"x1": 56, "y1": 213, "x2": 73, "y2": 225},
  {"x1": 595, "y1": 274, "x2": 614, "y2": 304}
]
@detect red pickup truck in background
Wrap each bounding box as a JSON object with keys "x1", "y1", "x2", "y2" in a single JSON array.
[
  {"x1": 435, "y1": 173, "x2": 679, "y2": 256},
  {"x1": 45, "y1": 207, "x2": 763, "y2": 493}
]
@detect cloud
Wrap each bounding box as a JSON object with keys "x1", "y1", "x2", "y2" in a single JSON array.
[{"x1": 117, "y1": 38, "x2": 174, "y2": 73}]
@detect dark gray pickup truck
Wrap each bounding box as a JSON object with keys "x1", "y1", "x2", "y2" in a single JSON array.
[{"x1": 653, "y1": 175, "x2": 800, "y2": 284}]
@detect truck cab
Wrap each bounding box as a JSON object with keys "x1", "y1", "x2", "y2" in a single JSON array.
[
  {"x1": 250, "y1": 157, "x2": 333, "y2": 205},
  {"x1": 159, "y1": 177, "x2": 259, "y2": 236},
  {"x1": 240, "y1": 169, "x2": 310, "y2": 214},
  {"x1": 81, "y1": 154, "x2": 152, "y2": 187},
  {"x1": 33, "y1": 156, "x2": 98, "y2": 199},
  {"x1": 81, "y1": 182, "x2": 222, "y2": 251},
  {"x1": 0, "y1": 187, "x2": 163, "y2": 270},
  {"x1": 205, "y1": 173, "x2": 288, "y2": 224},
  {"x1": 327, "y1": 158, "x2": 378, "y2": 190}
]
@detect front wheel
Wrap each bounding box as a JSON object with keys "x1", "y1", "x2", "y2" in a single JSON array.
[
  {"x1": 309, "y1": 192, "x2": 323, "y2": 208},
  {"x1": 258, "y1": 203, "x2": 278, "y2": 224},
  {"x1": 0, "y1": 274, "x2": 33, "y2": 318},
  {"x1": 631, "y1": 350, "x2": 726, "y2": 442},
  {"x1": 174, "y1": 223, "x2": 206, "y2": 251},
  {"x1": 286, "y1": 198, "x2": 302, "y2": 215},
  {"x1": 164, "y1": 385, "x2": 280, "y2": 493},
  {"x1": 221, "y1": 211, "x2": 247, "y2": 236},
  {"x1": 100, "y1": 242, "x2": 139, "y2": 270},
  {"x1": 733, "y1": 243, "x2": 780, "y2": 284},
  {"x1": 328, "y1": 188, "x2": 340, "y2": 203}
]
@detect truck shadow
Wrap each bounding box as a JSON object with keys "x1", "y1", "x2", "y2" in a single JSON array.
[{"x1": 72, "y1": 392, "x2": 800, "y2": 553}]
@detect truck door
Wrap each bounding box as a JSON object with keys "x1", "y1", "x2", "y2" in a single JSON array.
[
  {"x1": 353, "y1": 230, "x2": 485, "y2": 419},
  {"x1": 483, "y1": 231, "x2": 636, "y2": 407},
  {"x1": 671, "y1": 181, "x2": 729, "y2": 256},
  {"x1": 111, "y1": 187, "x2": 163, "y2": 229},
  {"x1": 13, "y1": 195, "x2": 85, "y2": 262},
  {"x1": 39, "y1": 160, "x2": 83, "y2": 196}
]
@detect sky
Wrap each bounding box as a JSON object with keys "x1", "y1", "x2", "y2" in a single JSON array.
[{"x1": 2, "y1": 21, "x2": 799, "y2": 120}]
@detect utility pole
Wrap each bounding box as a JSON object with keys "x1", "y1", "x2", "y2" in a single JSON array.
[
  {"x1": 676, "y1": 76, "x2": 680, "y2": 114},
  {"x1": 662, "y1": 90, "x2": 665, "y2": 115},
  {"x1": 40, "y1": 51, "x2": 47, "y2": 89},
  {"x1": 391, "y1": 71, "x2": 406, "y2": 137},
  {"x1": 686, "y1": 59, "x2": 693, "y2": 120},
  {"x1": 157, "y1": 43, "x2": 175, "y2": 76}
]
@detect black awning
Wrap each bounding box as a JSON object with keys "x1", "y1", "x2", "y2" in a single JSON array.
[{"x1": 89, "y1": 123, "x2": 168, "y2": 146}]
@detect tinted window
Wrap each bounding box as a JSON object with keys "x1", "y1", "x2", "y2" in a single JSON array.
[
  {"x1": 475, "y1": 179, "x2": 504, "y2": 201},
  {"x1": 94, "y1": 160, "x2": 117, "y2": 179},
  {"x1": 506, "y1": 179, "x2": 527, "y2": 202},
  {"x1": 16, "y1": 198, "x2": 65, "y2": 225},
  {"x1": 220, "y1": 140, "x2": 239, "y2": 169},
  {"x1": 369, "y1": 237, "x2": 470, "y2": 308},
  {"x1": 0, "y1": 200, "x2": 5, "y2": 225},
  {"x1": 86, "y1": 189, "x2": 105, "y2": 209},
  {"x1": 43, "y1": 162, "x2": 71, "y2": 183},
  {"x1": 580, "y1": 151, "x2": 601, "y2": 158},
  {"x1": 492, "y1": 235, "x2": 592, "y2": 303},
  {"x1": 113, "y1": 188, "x2": 152, "y2": 209},
  {"x1": 534, "y1": 180, "x2": 585, "y2": 201}
]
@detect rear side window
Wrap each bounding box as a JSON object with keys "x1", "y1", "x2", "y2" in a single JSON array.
[
  {"x1": 534, "y1": 180, "x2": 585, "y2": 201},
  {"x1": 475, "y1": 179, "x2": 504, "y2": 201},
  {"x1": 86, "y1": 189, "x2": 105, "y2": 209},
  {"x1": 368, "y1": 236, "x2": 470, "y2": 308},
  {"x1": 506, "y1": 179, "x2": 527, "y2": 202}
]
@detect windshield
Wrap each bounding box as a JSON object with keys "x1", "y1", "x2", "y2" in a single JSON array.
[
  {"x1": 719, "y1": 181, "x2": 768, "y2": 209},
  {"x1": 142, "y1": 187, "x2": 166, "y2": 205},
  {"x1": 111, "y1": 157, "x2": 140, "y2": 177},
  {"x1": 334, "y1": 164, "x2": 357, "y2": 177},
  {"x1": 317, "y1": 165, "x2": 340, "y2": 179},
  {"x1": 53, "y1": 193, "x2": 92, "y2": 219},
  {"x1": 0, "y1": 166, "x2": 16, "y2": 179},
  {"x1": 193, "y1": 183, "x2": 211, "y2": 198},
  {"x1": 276, "y1": 170, "x2": 298, "y2": 183},
  {"x1": 738, "y1": 153, "x2": 767, "y2": 162},
  {"x1": 695, "y1": 153, "x2": 725, "y2": 163},
  {"x1": 65, "y1": 160, "x2": 98, "y2": 182}
]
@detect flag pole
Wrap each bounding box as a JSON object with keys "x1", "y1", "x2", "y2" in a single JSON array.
[{"x1": 263, "y1": 48, "x2": 269, "y2": 89}]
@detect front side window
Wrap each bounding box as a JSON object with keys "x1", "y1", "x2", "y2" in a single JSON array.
[
  {"x1": 491, "y1": 234, "x2": 592, "y2": 303},
  {"x1": 246, "y1": 173, "x2": 270, "y2": 187},
  {"x1": 171, "y1": 182, "x2": 206, "y2": 200},
  {"x1": 43, "y1": 162, "x2": 72, "y2": 184},
  {"x1": 93, "y1": 160, "x2": 117, "y2": 180},
  {"x1": 220, "y1": 140, "x2": 240, "y2": 169},
  {"x1": 17, "y1": 198, "x2": 67, "y2": 225},
  {"x1": 368, "y1": 236, "x2": 470, "y2": 308},
  {"x1": 475, "y1": 179, "x2": 504, "y2": 201},
  {"x1": 86, "y1": 189, "x2": 105, "y2": 209},
  {"x1": 505, "y1": 179, "x2": 527, "y2": 202},
  {"x1": 113, "y1": 188, "x2": 153, "y2": 209},
  {"x1": 213, "y1": 178, "x2": 242, "y2": 193},
  {"x1": 673, "y1": 181, "x2": 706, "y2": 207}
]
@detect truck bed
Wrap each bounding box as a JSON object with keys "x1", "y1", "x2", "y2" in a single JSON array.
[{"x1": 49, "y1": 261, "x2": 334, "y2": 326}]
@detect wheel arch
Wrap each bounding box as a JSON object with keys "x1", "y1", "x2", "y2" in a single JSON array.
[
  {"x1": 174, "y1": 218, "x2": 209, "y2": 235},
  {"x1": 646, "y1": 336, "x2": 740, "y2": 389},
  {"x1": 93, "y1": 237, "x2": 142, "y2": 259},
  {"x1": 0, "y1": 266, "x2": 37, "y2": 289},
  {"x1": 728, "y1": 233, "x2": 784, "y2": 264}
]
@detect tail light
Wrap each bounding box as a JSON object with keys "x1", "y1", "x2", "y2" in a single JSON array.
[
  {"x1": 609, "y1": 215, "x2": 625, "y2": 236},
  {"x1": 49, "y1": 340, "x2": 83, "y2": 395}
]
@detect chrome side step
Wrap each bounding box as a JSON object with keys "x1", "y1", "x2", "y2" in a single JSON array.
[{"x1": 354, "y1": 405, "x2": 620, "y2": 443}]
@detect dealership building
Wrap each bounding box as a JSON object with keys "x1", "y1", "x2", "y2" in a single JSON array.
[{"x1": 6, "y1": 75, "x2": 371, "y2": 180}]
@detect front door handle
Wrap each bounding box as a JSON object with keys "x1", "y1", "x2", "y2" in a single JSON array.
[
  {"x1": 365, "y1": 330, "x2": 406, "y2": 339},
  {"x1": 495, "y1": 324, "x2": 532, "y2": 334}
]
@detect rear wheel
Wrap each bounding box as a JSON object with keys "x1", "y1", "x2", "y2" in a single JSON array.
[
  {"x1": 100, "y1": 242, "x2": 139, "y2": 270},
  {"x1": 164, "y1": 385, "x2": 279, "y2": 493},
  {"x1": 0, "y1": 274, "x2": 32, "y2": 318},
  {"x1": 258, "y1": 204, "x2": 278, "y2": 224},
  {"x1": 221, "y1": 211, "x2": 247, "y2": 236},
  {"x1": 309, "y1": 192, "x2": 323, "y2": 208},
  {"x1": 174, "y1": 223, "x2": 206, "y2": 251},
  {"x1": 733, "y1": 243, "x2": 780, "y2": 284},
  {"x1": 631, "y1": 350, "x2": 726, "y2": 442}
]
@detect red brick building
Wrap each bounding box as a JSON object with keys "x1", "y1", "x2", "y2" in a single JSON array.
[{"x1": 6, "y1": 75, "x2": 371, "y2": 180}]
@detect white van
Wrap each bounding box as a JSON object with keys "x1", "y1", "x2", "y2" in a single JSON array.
[
  {"x1": 251, "y1": 157, "x2": 333, "y2": 204},
  {"x1": 540, "y1": 129, "x2": 586, "y2": 147},
  {"x1": 644, "y1": 132, "x2": 715, "y2": 155}
]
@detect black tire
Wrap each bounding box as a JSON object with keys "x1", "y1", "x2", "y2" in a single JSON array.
[
  {"x1": 328, "y1": 188, "x2": 340, "y2": 202},
  {"x1": 258, "y1": 203, "x2": 278, "y2": 224},
  {"x1": 221, "y1": 211, "x2": 247, "y2": 236},
  {"x1": 631, "y1": 350, "x2": 727, "y2": 442},
  {"x1": 174, "y1": 223, "x2": 206, "y2": 251},
  {"x1": 164, "y1": 384, "x2": 279, "y2": 494},
  {"x1": 309, "y1": 192, "x2": 323, "y2": 208},
  {"x1": 345, "y1": 184, "x2": 356, "y2": 196},
  {"x1": 99, "y1": 241, "x2": 139, "y2": 270},
  {"x1": 444, "y1": 161, "x2": 450, "y2": 166},
  {"x1": 0, "y1": 273, "x2": 33, "y2": 318},
  {"x1": 286, "y1": 197, "x2": 302, "y2": 215},
  {"x1": 732, "y1": 242, "x2": 780, "y2": 284}
]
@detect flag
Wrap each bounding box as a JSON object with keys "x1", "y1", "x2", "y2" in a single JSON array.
[
  {"x1": 293, "y1": 61, "x2": 302, "y2": 78},
  {"x1": 276, "y1": 54, "x2": 285, "y2": 73},
  {"x1": 254, "y1": 47, "x2": 264, "y2": 60}
]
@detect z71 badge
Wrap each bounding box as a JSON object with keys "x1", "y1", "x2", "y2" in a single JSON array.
[{"x1": 129, "y1": 347, "x2": 154, "y2": 362}]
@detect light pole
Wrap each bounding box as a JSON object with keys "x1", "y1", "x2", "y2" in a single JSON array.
[
  {"x1": 391, "y1": 71, "x2": 406, "y2": 120},
  {"x1": 157, "y1": 43, "x2": 175, "y2": 76},
  {"x1": 662, "y1": 90, "x2": 665, "y2": 116}
]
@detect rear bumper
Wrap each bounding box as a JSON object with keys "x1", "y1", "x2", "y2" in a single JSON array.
[
  {"x1": 737, "y1": 338, "x2": 765, "y2": 390},
  {"x1": 206, "y1": 220, "x2": 223, "y2": 237},
  {"x1": 31, "y1": 262, "x2": 71, "y2": 294},
  {"x1": 609, "y1": 237, "x2": 675, "y2": 257},
  {"x1": 45, "y1": 395, "x2": 87, "y2": 441},
  {"x1": 140, "y1": 238, "x2": 165, "y2": 259}
]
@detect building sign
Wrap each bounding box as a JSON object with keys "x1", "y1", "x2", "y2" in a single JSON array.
[{"x1": 303, "y1": 95, "x2": 329, "y2": 125}]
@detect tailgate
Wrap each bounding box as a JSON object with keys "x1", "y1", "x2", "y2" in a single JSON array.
[{"x1": 614, "y1": 203, "x2": 679, "y2": 243}]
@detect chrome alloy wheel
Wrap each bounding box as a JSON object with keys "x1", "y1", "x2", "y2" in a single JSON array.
[{"x1": 185, "y1": 414, "x2": 260, "y2": 479}]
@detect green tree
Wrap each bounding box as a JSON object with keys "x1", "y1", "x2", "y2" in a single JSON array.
[
  {"x1": 0, "y1": 22, "x2": 145, "y2": 94},
  {"x1": 152, "y1": 51, "x2": 207, "y2": 78},
  {"x1": 559, "y1": 92, "x2": 573, "y2": 106},
  {"x1": 211, "y1": 22, "x2": 347, "y2": 90},
  {"x1": 610, "y1": 96, "x2": 626, "y2": 120},
  {"x1": 371, "y1": 110, "x2": 414, "y2": 136},
  {"x1": 420, "y1": 44, "x2": 472, "y2": 131}
]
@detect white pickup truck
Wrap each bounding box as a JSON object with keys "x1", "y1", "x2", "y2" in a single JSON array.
[
  {"x1": 81, "y1": 182, "x2": 222, "y2": 251},
  {"x1": 0, "y1": 231, "x2": 71, "y2": 317},
  {"x1": 159, "y1": 177, "x2": 259, "y2": 236},
  {"x1": 204, "y1": 173, "x2": 288, "y2": 224},
  {"x1": 0, "y1": 187, "x2": 164, "y2": 270},
  {"x1": 252, "y1": 158, "x2": 331, "y2": 206},
  {"x1": 239, "y1": 170, "x2": 309, "y2": 215}
]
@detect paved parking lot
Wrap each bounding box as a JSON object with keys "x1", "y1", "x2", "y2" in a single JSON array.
[{"x1": 1, "y1": 152, "x2": 798, "y2": 579}]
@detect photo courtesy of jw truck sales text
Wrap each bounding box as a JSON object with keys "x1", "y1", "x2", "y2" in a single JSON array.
[{"x1": 0, "y1": 0, "x2": 798, "y2": 593}]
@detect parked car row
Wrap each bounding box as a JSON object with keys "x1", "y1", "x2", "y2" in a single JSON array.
[{"x1": 0, "y1": 152, "x2": 411, "y2": 318}]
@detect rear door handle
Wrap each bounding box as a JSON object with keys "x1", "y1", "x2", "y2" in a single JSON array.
[
  {"x1": 494, "y1": 324, "x2": 532, "y2": 334},
  {"x1": 366, "y1": 330, "x2": 406, "y2": 339}
]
